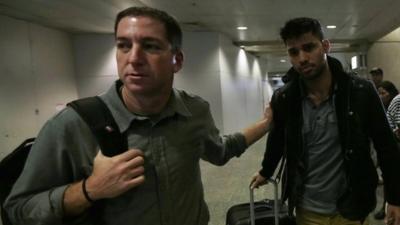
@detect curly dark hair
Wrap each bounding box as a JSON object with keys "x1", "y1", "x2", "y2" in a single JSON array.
[{"x1": 280, "y1": 17, "x2": 324, "y2": 44}]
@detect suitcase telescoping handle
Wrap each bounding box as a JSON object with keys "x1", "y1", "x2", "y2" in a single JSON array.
[{"x1": 250, "y1": 179, "x2": 279, "y2": 225}]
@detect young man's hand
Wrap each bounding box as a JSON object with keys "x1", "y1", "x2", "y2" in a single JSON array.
[
  {"x1": 250, "y1": 172, "x2": 268, "y2": 189},
  {"x1": 386, "y1": 204, "x2": 400, "y2": 225},
  {"x1": 394, "y1": 127, "x2": 400, "y2": 141}
]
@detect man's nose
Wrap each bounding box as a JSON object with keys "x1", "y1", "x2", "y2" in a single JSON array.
[
  {"x1": 298, "y1": 50, "x2": 309, "y2": 63},
  {"x1": 128, "y1": 44, "x2": 144, "y2": 64}
]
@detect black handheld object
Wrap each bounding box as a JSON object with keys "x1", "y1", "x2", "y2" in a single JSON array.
[
  {"x1": 67, "y1": 97, "x2": 127, "y2": 157},
  {"x1": 0, "y1": 138, "x2": 35, "y2": 225}
]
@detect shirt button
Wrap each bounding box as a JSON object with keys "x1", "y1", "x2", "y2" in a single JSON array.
[{"x1": 345, "y1": 149, "x2": 353, "y2": 160}]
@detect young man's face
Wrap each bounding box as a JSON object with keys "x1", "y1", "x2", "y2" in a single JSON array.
[
  {"x1": 115, "y1": 16, "x2": 183, "y2": 96},
  {"x1": 371, "y1": 74, "x2": 383, "y2": 86},
  {"x1": 285, "y1": 32, "x2": 330, "y2": 81}
]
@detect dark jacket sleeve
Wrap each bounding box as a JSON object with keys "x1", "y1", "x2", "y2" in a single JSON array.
[{"x1": 259, "y1": 90, "x2": 285, "y2": 178}]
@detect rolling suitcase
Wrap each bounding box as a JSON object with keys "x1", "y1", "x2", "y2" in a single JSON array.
[{"x1": 226, "y1": 179, "x2": 295, "y2": 225}]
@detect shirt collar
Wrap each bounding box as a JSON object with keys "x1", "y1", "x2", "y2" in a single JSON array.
[
  {"x1": 100, "y1": 80, "x2": 192, "y2": 133},
  {"x1": 171, "y1": 89, "x2": 192, "y2": 117},
  {"x1": 298, "y1": 77, "x2": 338, "y2": 100}
]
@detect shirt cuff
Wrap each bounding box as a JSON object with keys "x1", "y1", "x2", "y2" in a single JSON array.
[{"x1": 49, "y1": 185, "x2": 69, "y2": 217}]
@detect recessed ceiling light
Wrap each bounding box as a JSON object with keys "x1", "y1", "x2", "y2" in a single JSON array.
[
  {"x1": 326, "y1": 25, "x2": 336, "y2": 29},
  {"x1": 280, "y1": 59, "x2": 286, "y2": 63},
  {"x1": 237, "y1": 26, "x2": 248, "y2": 30}
]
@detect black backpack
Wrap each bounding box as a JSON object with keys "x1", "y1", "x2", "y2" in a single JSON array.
[
  {"x1": 0, "y1": 138, "x2": 35, "y2": 225},
  {"x1": 0, "y1": 96, "x2": 127, "y2": 225}
]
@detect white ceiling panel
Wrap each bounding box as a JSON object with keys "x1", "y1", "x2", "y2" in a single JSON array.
[{"x1": 1, "y1": 0, "x2": 400, "y2": 59}]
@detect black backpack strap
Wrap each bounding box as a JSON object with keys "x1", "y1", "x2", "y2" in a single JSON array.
[
  {"x1": 0, "y1": 138, "x2": 35, "y2": 202},
  {"x1": 0, "y1": 138, "x2": 35, "y2": 225},
  {"x1": 67, "y1": 96, "x2": 127, "y2": 157}
]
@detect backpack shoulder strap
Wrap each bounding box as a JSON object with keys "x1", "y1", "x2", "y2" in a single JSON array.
[
  {"x1": 67, "y1": 96, "x2": 127, "y2": 157},
  {"x1": 0, "y1": 138, "x2": 35, "y2": 225},
  {"x1": 0, "y1": 138, "x2": 35, "y2": 202}
]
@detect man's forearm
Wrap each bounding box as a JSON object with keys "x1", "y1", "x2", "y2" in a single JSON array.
[
  {"x1": 63, "y1": 180, "x2": 92, "y2": 216},
  {"x1": 242, "y1": 118, "x2": 271, "y2": 146}
]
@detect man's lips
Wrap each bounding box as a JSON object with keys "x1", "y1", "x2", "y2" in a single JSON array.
[
  {"x1": 125, "y1": 73, "x2": 148, "y2": 82},
  {"x1": 126, "y1": 73, "x2": 146, "y2": 77},
  {"x1": 300, "y1": 65, "x2": 313, "y2": 73}
]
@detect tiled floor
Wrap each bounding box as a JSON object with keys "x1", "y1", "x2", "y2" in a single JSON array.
[
  {"x1": 201, "y1": 137, "x2": 386, "y2": 225},
  {"x1": 201, "y1": 138, "x2": 275, "y2": 225}
]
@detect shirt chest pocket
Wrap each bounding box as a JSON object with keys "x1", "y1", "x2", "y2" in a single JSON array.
[
  {"x1": 163, "y1": 134, "x2": 202, "y2": 163},
  {"x1": 303, "y1": 110, "x2": 338, "y2": 145}
]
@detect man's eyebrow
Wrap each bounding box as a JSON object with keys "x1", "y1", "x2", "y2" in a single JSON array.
[
  {"x1": 115, "y1": 37, "x2": 130, "y2": 42},
  {"x1": 303, "y1": 42, "x2": 316, "y2": 46},
  {"x1": 115, "y1": 36, "x2": 164, "y2": 43},
  {"x1": 141, "y1": 37, "x2": 164, "y2": 43}
]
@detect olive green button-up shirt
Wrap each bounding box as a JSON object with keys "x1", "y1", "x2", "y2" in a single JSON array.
[{"x1": 5, "y1": 81, "x2": 247, "y2": 225}]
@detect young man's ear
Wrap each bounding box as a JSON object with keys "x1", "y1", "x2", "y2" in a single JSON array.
[
  {"x1": 173, "y1": 51, "x2": 184, "y2": 73},
  {"x1": 322, "y1": 39, "x2": 331, "y2": 53}
]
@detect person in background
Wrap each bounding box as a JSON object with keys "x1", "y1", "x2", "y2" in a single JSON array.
[
  {"x1": 377, "y1": 80, "x2": 399, "y2": 110},
  {"x1": 250, "y1": 17, "x2": 400, "y2": 225},
  {"x1": 387, "y1": 94, "x2": 400, "y2": 138},
  {"x1": 370, "y1": 67, "x2": 384, "y2": 87},
  {"x1": 4, "y1": 6, "x2": 272, "y2": 225},
  {"x1": 373, "y1": 80, "x2": 399, "y2": 219}
]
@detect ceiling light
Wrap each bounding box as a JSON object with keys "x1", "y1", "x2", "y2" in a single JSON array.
[
  {"x1": 326, "y1": 25, "x2": 336, "y2": 29},
  {"x1": 280, "y1": 59, "x2": 286, "y2": 63},
  {"x1": 237, "y1": 26, "x2": 248, "y2": 30}
]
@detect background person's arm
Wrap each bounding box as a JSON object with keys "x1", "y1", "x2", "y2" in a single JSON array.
[{"x1": 241, "y1": 104, "x2": 273, "y2": 146}]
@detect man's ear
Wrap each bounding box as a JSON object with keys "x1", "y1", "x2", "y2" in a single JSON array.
[
  {"x1": 173, "y1": 51, "x2": 184, "y2": 73},
  {"x1": 322, "y1": 39, "x2": 331, "y2": 53}
]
